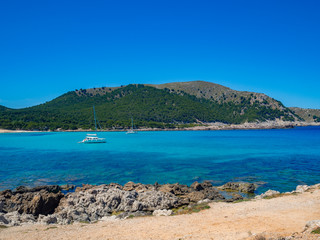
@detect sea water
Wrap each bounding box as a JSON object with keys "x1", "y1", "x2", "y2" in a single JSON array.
[{"x1": 0, "y1": 127, "x2": 320, "y2": 194}]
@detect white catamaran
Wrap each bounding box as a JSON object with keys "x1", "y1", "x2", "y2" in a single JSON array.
[
  {"x1": 79, "y1": 106, "x2": 106, "y2": 143},
  {"x1": 126, "y1": 117, "x2": 137, "y2": 134}
]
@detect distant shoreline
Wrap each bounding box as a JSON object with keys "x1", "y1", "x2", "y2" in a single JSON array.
[{"x1": 1, "y1": 121, "x2": 320, "y2": 133}]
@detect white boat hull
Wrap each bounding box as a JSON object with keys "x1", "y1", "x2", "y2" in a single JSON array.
[
  {"x1": 81, "y1": 139, "x2": 106, "y2": 143},
  {"x1": 79, "y1": 134, "x2": 106, "y2": 144}
]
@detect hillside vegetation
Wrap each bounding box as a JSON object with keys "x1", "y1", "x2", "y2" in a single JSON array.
[
  {"x1": 0, "y1": 82, "x2": 302, "y2": 130},
  {"x1": 289, "y1": 107, "x2": 320, "y2": 123},
  {"x1": 149, "y1": 81, "x2": 283, "y2": 109}
]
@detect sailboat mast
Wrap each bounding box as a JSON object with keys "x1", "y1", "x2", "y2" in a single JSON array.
[{"x1": 93, "y1": 105, "x2": 97, "y2": 131}]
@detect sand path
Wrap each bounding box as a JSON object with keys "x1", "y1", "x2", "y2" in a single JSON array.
[{"x1": 1, "y1": 189, "x2": 320, "y2": 240}]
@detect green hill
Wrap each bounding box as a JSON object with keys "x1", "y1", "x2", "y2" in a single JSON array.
[{"x1": 0, "y1": 82, "x2": 301, "y2": 130}]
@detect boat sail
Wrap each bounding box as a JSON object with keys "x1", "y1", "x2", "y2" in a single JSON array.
[
  {"x1": 79, "y1": 106, "x2": 106, "y2": 143},
  {"x1": 126, "y1": 117, "x2": 137, "y2": 134}
]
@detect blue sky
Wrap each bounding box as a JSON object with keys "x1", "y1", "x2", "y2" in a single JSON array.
[{"x1": 0, "y1": 0, "x2": 319, "y2": 109}]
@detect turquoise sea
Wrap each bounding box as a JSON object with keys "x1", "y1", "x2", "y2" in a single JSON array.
[{"x1": 1, "y1": 127, "x2": 320, "y2": 194}]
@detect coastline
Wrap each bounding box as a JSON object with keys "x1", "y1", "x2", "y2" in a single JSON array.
[
  {"x1": 1, "y1": 121, "x2": 320, "y2": 133},
  {"x1": 1, "y1": 182, "x2": 320, "y2": 240}
]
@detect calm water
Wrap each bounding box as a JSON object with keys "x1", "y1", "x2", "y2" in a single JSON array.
[{"x1": 1, "y1": 127, "x2": 320, "y2": 194}]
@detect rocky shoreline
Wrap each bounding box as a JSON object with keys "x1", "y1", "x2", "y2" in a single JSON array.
[
  {"x1": 0, "y1": 181, "x2": 257, "y2": 226},
  {"x1": 1, "y1": 181, "x2": 317, "y2": 228},
  {"x1": 1, "y1": 182, "x2": 320, "y2": 240}
]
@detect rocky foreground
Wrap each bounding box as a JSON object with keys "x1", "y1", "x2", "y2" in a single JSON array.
[
  {"x1": 0, "y1": 181, "x2": 255, "y2": 226},
  {"x1": 1, "y1": 183, "x2": 320, "y2": 240}
]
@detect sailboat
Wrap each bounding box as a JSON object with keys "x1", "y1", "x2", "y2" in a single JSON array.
[
  {"x1": 79, "y1": 106, "x2": 106, "y2": 143},
  {"x1": 126, "y1": 117, "x2": 137, "y2": 134}
]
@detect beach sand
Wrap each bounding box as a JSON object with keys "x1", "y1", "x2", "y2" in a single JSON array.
[
  {"x1": 0, "y1": 129, "x2": 20, "y2": 133},
  {"x1": 1, "y1": 188, "x2": 320, "y2": 240},
  {"x1": 1, "y1": 121, "x2": 320, "y2": 134}
]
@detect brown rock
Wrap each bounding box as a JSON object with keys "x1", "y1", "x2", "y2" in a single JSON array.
[
  {"x1": 191, "y1": 181, "x2": 204, "y2": 191},
  {"x1": 107, "y1": 183, "x2": 123, "y2": 189},
  {"x1": 135, "y1": 184, "x2": 155, "y2": 193},
  {"x1": 159, "y1": 183, "x2": 190, "y2": 195},
  {"x1": 201, "y1": 181, "x2": 213, "y2": 189},
  {"x1": 186, "y1": 192, "x2": 205, "y2": 202},
  {"x1": 220, "y1": 182, "x2": 256, "y2": 193},
  {"x1": 60, "y1": 184, "x2": 75, "y2": 191},
  {"x1": 123, "y1": 182, "x2": 155, "y2": 192},
  {"x1": 123, "y1": 181, "x2": 136, "y2": 191},
  {"x1": 202, "y1": 188, "x2": 225, "y2": 201},
  {"x1": 0, "y1": 189, "x2": 13, "y2": 199},
  {"x1": 0, "y1": 186, "x2": 64, "y2": 216},
  {"x1": 75, "y1": 184, "x2": 94, "y2": 192}
]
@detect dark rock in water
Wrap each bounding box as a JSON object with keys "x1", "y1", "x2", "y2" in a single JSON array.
[
  {"x1": 219, "y1": 182, "x2": 256, "y2": 193},
  {"x1": 60, "y1": 184, "x2": 75, "y2": 191},
  {"x1": 201, "y1": 181, "x2": 214, "y2": 189},
  {"x1": 14, "y1": 185, "x2": 61, "y2": 194},
  {"x1": 202, "y1": 188, "x2": 225, "y2": 201},
  {"x1": 0, "y1": 186, "x2": 64, "y2": 216},
  {"x1": 75, "y1": 184, "x2": 94, "y2": 192},
  {"x1": 191, "y1": 181, "x2": 204, "y2": 191},
  {"x1": 226, "y1": 193, "x2": 244, "y2": 202}
]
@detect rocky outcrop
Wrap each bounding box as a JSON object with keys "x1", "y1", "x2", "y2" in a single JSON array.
[
  {"x1": 255, "y1": 190, "x2": 280, "y2": 199},
  {"x1": 0, "y1": 181, "x2": 255, "y2": 226},
  {"x1": 14, "y1": 185, "x2": 61, "y2": 194},
  {"x1": 304, "y1": 220, "x2": 320, "y2": 233},
  {"x1": 0, "y1": 185, "x2": 64, "y2": 216},
  {"x1": 158, "y1": 183, "x2": 190, "y2": 195},
  {"x1": 295, "y1": 185, "x2": 310, "y2": 193},
  {"x1": 153, "y1": 209, "x2": 172, "y2": 216},
  {"x1": 219, "y1": 182, "x2": 256, "y2": 193},
  {"x1": 158, "y1": 181, "x2": 225, "y2": 203},
  {"x1": 60, "y1": 184, "x2": 75, "y2": 191},
  {"x1": 51, "y1": 184, "x2": 180, "y2": 224},
  {"x1": 0, "y1": 212, "x2": 36, "y2": 226},
  {"x1": 123, "y1": 182, "x2": 155, "y2": 192}
]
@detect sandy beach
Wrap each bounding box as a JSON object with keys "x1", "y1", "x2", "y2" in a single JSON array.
[
  {"x1": 1, "y1": 121, "x2": 320, "y2": 134},
  {"x1": 0, "y1": 129, "x2": 33, "y2": 133},
  {"x1": 1, "y1": 187, "x2": 320, "y2": 240}
]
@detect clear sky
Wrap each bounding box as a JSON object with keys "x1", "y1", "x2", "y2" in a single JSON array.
[{"x1": 1, "y1": 0, "x2": 319, "y2": 109}]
